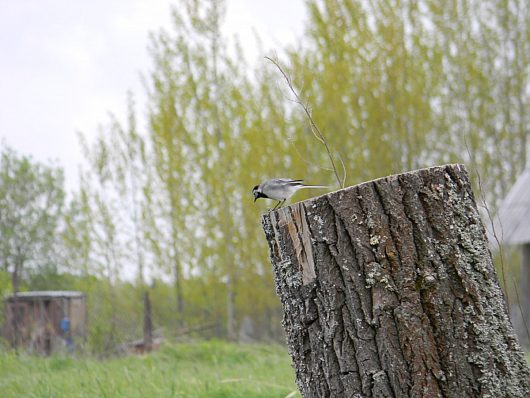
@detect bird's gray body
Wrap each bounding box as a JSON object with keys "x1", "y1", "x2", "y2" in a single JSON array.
[
  {"x1": 252, "y1": 178, "x2": 327, "y2": 209},
  {"x1": 259, "y1": 178, "x2": 315, "y2": 200}
]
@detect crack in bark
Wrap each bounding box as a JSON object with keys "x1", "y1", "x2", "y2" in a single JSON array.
[{"x1": 262, "y1": 165, "x2": 530, "y2": 398}]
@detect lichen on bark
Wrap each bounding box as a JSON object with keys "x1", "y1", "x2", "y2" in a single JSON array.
[{"x1": 262, "y1": 164, "x2": 530, "y2": 398}]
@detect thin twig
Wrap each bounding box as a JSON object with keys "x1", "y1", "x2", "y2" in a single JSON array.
[
  {"x1": 463, "y1": 136, "x2": 510, "y2": 314},
  {"x1": 265, "y1": 56, "x2": 345, "y2": 188},
  {"x1": 338, "y1": 151, "x2": 347, "y2": 188},
  {"x1": 512, "y1": 276, "x2": 530, "y2": 342},
  {"x1": 287, "y1": 136, "x2": 333, "y2": 171},
  {"x1": 464, "y1": 138, "x2": 530, "y2": 340}
]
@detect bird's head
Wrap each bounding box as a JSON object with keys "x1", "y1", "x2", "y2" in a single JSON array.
[{"x1": 252, "y1": 185, "x2": 265, "y2": 202}]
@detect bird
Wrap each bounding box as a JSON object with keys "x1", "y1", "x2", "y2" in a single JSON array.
[{"x1": 252, "y1": 178, "x2": 328, "y2": 210}]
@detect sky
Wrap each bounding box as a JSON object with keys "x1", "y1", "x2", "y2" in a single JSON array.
[{"x1": 0, "y1": 0, "x2": 306, "y2": 190}]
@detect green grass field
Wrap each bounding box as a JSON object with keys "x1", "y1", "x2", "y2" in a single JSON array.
[
  {"x1": 0, "y1": 341, "x2": 300, "y2": 398},
  {"x1": 1, "y1": 341, "x2": 528, "y2": 398}
]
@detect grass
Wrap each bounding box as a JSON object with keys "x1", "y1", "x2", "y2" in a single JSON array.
[
  {"x1": 0, "y1": 341, "x2": 300, "y2": 398},
  {"x1": 1, "y1": 341, "x2": 526, "y2": 398}
]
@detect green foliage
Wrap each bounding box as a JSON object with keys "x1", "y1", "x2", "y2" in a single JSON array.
[
  {"x1": 0, "y1": 270, "x2": 11, "y2": 297},
  {"x1": 62, "y1": 0, "x2": 529, "y2": 350},
  {"x1": 73, "y1": 0, "x2": 285, "y2": 342},
  {"x1": 3, "y1": 0, "x2": 528, "y2": 353},
  {"x1": 0, "y1": 342, "x2": 299, "y2": 398},
  {"x1": 293, "y1": 0, "x2": 530, "y2": 209},
  {"x1": 0, "y1": 145, "x2": 65, "y2": 293},
  {"x1": 27, "y1": 267, "x2": 79, "y2": 291},
  {"x1": 0, "y1": 270, "x2": 10, "y2": 326}
]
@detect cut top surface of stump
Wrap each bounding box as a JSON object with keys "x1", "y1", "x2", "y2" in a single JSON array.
[
  {"x1": 262, "y1": 164, "x2": 530, "y2": 398},
  {"x1": 264, "y1": 164, "x2": 466, "y2": 213}
]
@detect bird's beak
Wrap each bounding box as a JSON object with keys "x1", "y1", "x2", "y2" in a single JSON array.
[{"x1": 254, "y1": 197, "x2": 257, "y2": 202}]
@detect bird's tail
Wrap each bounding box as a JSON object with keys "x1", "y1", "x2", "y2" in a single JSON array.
[{"x1": 300, "y1": 184, "x2": 328, "y2": 189}]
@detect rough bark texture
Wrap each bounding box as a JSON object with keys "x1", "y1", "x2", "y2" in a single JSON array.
[{"x1": 262, "y1": 164, "x2": 530, "y2": 398}]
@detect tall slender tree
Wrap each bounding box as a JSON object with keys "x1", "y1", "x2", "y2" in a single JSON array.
[{"x1": 0, "y1": 146, "x2": 65, "y2": 293}]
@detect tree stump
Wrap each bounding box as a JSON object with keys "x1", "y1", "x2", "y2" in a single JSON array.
[{"x1": 262, "y1": 164, "x2": 530, "y2": 398}]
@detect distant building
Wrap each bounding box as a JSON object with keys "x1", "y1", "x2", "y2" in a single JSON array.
[
  {"x1": 3, "y1": 291, "x2": 86, "y2": 355},
  {"x1": 495, "y1": 164, "x2": 530, "y2": 346},
  {"x1": 494, "y1": 165, "x2": 530, "y2": 244}
]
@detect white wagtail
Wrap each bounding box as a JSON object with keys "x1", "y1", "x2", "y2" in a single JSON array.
[{"x1": 252, "y1": 178, "x2": 328, "y2": 210}]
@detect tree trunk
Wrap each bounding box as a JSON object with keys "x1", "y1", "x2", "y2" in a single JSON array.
[
  {"x1": 226, "y1": 276, "x2": 236, "y2": 340},
  {"x1": 143, "y1": 291, "x2": 153, "y2": 350},
  {"x1": 12, "y1": 262, "x2": 20, "y2": 294},
  {"x1": 12, "y1": 248, "x2": 23, "y2": 294},
  {"x1": 174, "y1": 259, "x2": 184, "y2": 317},
  {"x1": 262, "y1": 164, "x2": 530, "y2": 398}
]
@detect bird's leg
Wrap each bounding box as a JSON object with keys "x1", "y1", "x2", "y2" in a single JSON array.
[
  {"x1": 277, "y1": 199, "x2": 286, "y2": 209},
  {"x1": 272, "y1": 201, "x2": 281, "y2": 211}
]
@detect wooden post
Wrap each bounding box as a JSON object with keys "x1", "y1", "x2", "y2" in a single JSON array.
[{"x1": 262, "y1": 164, "x2": 530, "y2": 398}]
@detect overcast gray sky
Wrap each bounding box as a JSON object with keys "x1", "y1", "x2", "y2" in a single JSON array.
[{"x1": 0, "y1": 0, "x2": 305, "y2": 189}]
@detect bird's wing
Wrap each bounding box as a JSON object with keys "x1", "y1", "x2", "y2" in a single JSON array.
[{"x1": 274, "y1": 178, "x2": 304, "y2": 185}]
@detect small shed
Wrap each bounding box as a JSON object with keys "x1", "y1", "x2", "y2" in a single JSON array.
[
  {"x1": 3, "y1": 291, "x2": 86, "y2": 355},
  {"x1": 495, "y1": 164, "x2": 530, "y2": 346}
]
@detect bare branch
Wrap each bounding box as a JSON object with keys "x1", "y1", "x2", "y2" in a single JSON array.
[
  {"x1": 287, "y1": 136, "x2": 334, "y2": 171},
  {"x1": 512, "y1": 276, "x2": 530, "y2": 342},
  {"x1": 463, "y1": 136, "x2": 513, "y2": 316},
  {"x1": 338, "y1": 151, "x2": 347, "y2": 189},
  {"x1": 265, "y1": 56, "x2": 345, "y2": 188},
  {"x1": 463, "y1": 134, "x2": 530, "y2": 343}
]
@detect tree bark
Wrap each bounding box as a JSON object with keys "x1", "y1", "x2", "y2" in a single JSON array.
[{"x1": 262, "y1": 164, "x2": 530, "y2": 398}]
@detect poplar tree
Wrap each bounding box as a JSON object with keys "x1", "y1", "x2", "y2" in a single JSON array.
[{"x1": 0, "y1": 146, "x2": 65, "y2": 293}]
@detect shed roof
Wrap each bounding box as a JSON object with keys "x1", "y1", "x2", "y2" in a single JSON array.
[
  {"x1": 495, "y1": 165, "x2": 530, "y2": 245},
  {"x1": 6, "y1": 291, "x2": 84, "y2": 302}
]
